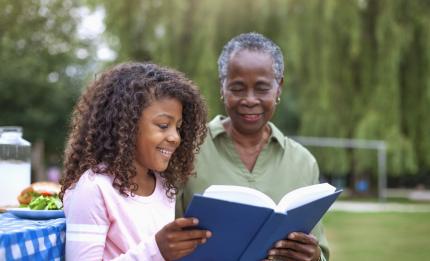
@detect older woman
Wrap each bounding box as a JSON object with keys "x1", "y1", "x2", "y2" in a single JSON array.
[{"x1": 177, "y1": 32, "x2": 329, "y2": 261}]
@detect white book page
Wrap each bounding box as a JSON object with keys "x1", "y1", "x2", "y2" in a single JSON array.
[
  {"x1": 203, "y1": 185, "x2": 277, "y2": 209},
  {"x1": 275, "y1": 183, "x2": 336, "y2": 212}
]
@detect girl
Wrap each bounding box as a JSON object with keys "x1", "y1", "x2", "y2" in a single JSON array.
[{"x1": 60, "y1": 62, "x2": 211, "y2": 260}]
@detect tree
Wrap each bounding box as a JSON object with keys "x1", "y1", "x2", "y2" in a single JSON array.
[
  {"x1": 282, "y1": 0, "x2": 430, "y2": 188},
  {"x1": 65, "y1": 0, "x2": 430, "y2": 184},
  {"x1": 0, "y1": 0, "x2": 93, "y2": 180}
]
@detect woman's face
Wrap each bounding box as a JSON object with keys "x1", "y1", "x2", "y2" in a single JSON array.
[
  {"x1": 222, "y1": 49, "x2": 281, "y2": 135},
  {"x1": 134, "y1": 97, "x2": 182, "y2": 176}
]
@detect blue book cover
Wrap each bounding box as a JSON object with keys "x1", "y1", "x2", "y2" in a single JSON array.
[
  {"x1": 180, "y1": 195, "x2": 273, "y2": 261},
  {"x1": 180, "y1": 184, "x2": 342, "y2": 261},
  {"x1": 239, "y1": 190, "x2": 342, "y2": 261}
]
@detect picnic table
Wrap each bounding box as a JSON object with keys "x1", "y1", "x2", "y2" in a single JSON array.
[{"x1": 0, "y1": 212, "x2": 66, "y2": 260}]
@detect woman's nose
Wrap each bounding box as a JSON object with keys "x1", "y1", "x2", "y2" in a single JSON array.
[{"x1": 242, "y1": 90, "x2": 259, "y2": 106}]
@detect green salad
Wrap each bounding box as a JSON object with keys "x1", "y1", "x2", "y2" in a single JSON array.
[{"x1": 21, "y1": 194, "x2": 63, "y2": 210}]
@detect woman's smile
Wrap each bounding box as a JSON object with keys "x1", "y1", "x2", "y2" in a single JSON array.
[
  {"x1": 240, "y1": 113, "x2": 263, "y2": 123},
  {"x1": 222, "y1": 50, "x2": 280, "y2": 135}
]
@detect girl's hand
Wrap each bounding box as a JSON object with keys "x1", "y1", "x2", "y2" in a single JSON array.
[
  {"x1": 155, "y1": 217, "x2": 212, "y2": 261},
  {"x1": 263, "y1": 232, "x2": 321, "y2": 261}
]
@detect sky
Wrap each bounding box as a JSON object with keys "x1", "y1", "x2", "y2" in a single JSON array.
[{"x1": 77, "y1": 6, "x2": 116, "y2": 61}]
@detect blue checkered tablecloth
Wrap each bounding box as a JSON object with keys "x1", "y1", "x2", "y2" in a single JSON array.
[{"x1": 0, "y1": 212, "x2": 66, "y2": 261}]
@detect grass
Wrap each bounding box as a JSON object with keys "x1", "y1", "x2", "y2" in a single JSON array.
[{"x1": 323, "y1": 211, "x2": 430, "y2": 261}]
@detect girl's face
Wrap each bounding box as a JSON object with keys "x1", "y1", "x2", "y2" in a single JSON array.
[{"x1": 134, "y1": 97, "x2": 182, "y2": 176}]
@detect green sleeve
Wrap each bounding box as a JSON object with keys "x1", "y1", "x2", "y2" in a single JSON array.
[
  {"x1": 310, "y1": 157, "x2": 330, "y2": 260},
  {"x1": 313, "y1": 222, "x2": 330, "y2": 261},
  {"x1": 175, "y1": 191, "x2": 185, "y2": 218}
]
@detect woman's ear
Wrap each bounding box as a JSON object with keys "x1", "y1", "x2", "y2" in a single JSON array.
[
  {"x1": 278, "y1": 76, "x2": 284, "y2": 89},
  {"x1": 275, "y1": 77, "x2": 283, "y2": 104},
  {"x1": 276, "y1": 76, "x2": 284, "y2": 96},
  {"x1": 220, "y1": 88, "x2": 224, "y2": 101}
]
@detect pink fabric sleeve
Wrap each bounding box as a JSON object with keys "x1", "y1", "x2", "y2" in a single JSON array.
[
  {"x1": 112, "y1": 236, "x2": 165, "y2": 261},
  {"x1": 64, "y1": 174, "x2": 165, "y2": 261},
  {"x1": 65, "y1": 175, "x2": 110, "y2": 261}
]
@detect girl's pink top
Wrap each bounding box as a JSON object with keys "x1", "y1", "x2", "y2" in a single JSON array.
[{"x1": 64, "y1": 169, "x2": 174, "y2": 260}]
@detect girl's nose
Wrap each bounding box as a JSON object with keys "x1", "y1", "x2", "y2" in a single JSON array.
[{"x1": 167, "y1": 128, "x2": 181, "y2": 145}]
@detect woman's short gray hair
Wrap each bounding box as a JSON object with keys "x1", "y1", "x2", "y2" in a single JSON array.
[{"x1": 217, "y1": 32, "x2": 284, "y2": 84}]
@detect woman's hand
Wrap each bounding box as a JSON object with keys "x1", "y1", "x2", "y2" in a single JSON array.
[
  {"x1": 155, "y1": 217, "x2": 212, "y2": 261},
  {"x1": 263, "y1": 232, "x2": 321, "y2": 261}
]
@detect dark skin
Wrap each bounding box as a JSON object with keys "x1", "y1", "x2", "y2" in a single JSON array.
[
  {"x1": 133, "y1": 98, "x2": 212, "y2": 260},
  {"x1": 156, "y1": 218, "x2": 212, "y2": 261},
  {"x1": 136, "y1": 168, "x2": 211, "y2": 260},
  {"x1": 264, "y1": 233, "x2": 321, "y2": 261},
  {"x1": 221, "y1": 49, "x2": 321, "y2": 261}
]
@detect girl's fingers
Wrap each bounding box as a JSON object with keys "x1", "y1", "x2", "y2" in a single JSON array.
[
  {"x1": 168, "y1": 229, "x2": 212, "y2": 242},
  {"x1": 168, "y1": 217, "x2": 199, "y2": 230}
]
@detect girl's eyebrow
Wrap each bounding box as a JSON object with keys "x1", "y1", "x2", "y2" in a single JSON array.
[
  {"x1": 155, "y1": 113, "x2": 174, "y2": 119},
  {"x1": 154, "y1": 113, "x2": 182, "y2": 122}
]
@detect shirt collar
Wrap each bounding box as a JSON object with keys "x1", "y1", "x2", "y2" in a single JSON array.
[
  {"x1": 208, "y1": 115, "x2": 285, "y2": 149},
  {"x1": 208, "y1": 115, "x2": 226, "y2": 138}
]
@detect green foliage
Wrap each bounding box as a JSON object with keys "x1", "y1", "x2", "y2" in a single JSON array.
[
  {"x1": 281, "y1": 0, "x2": 429, "y2": 176},
  {"x1": 2, "y1": 0, "x2": 430, "y2": 179},
  {"x1": 87, "y1": 0, "x2": 430, "y2": 178},
  {"x1": 0, "y1": 0, "x2": 92, "y2": 164}
]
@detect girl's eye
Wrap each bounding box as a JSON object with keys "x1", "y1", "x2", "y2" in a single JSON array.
[{"x1": 158, "y1": 124, "x2": 168, "y2": 129}]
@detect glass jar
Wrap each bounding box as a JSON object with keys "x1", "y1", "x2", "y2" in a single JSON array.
[{"x1": 0, "y1": 126, "x2": 31, "y2": 207}]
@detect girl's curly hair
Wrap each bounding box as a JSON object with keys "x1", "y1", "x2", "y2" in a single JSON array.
[{"x1": 60, "y1": 62, "x2": 207, "y2": 200}]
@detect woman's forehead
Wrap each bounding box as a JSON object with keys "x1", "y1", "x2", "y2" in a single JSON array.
[
  {"x1": 229, "y1": 49, "x2": 273, "y2": 65},
  {"x1": 226, "y1": 50, "x2": 275, "y2": 78}
]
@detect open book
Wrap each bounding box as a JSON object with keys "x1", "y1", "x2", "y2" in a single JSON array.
[{"x1": 180, "y1": 183, "x2": 342, "y2": 261}]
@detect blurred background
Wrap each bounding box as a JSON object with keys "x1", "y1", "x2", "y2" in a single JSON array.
[
  {"x1": 1, "y1": 0, "x2": 429, "y2": 259},
  {"x1": 2, "y1": 0, "x2": 429, "y2": 195}
]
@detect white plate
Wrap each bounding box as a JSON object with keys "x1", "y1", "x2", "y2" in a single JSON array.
[{"x1": 7, "y1": 208, "x2": 65, "y2": 219}]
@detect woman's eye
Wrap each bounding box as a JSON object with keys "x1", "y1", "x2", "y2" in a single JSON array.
[
  {"x1": 256, "y1": 89, "x2": 270, "y2": 94},
  {"x1": 256, "y1": 84, "x2": 271, "y2": 92},
  {"x1": 228, "y1": 84, "x2": 244, "y2": 92},
  {"x1": 231, "y1": 88, "x2": 244, "y2": 92}
]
